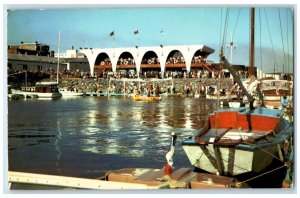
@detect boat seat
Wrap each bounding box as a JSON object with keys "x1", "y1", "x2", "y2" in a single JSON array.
[
  {"x1": 105, "y1": 168, "x2": 240, "y2": 188},
  {"x1": 105, "y1": 168, "x2": 197, "y2": 188},
  {"x1": 190, "y1": 173, "x2": 237, "y2": 189}
]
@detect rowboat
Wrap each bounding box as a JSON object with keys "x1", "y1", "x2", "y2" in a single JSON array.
[
  {"x1": 182, "y1": 107, "x2": 292, "y2": 176},
  {"x1": 9, "y1": 168, "x2": 246, "y2": 189},
  {"x1": 133, "y1": 95, "x2": 162, "y2": 102}
]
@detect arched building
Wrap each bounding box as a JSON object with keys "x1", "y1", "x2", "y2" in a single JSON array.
[{"x1": 80, "y1": 44, "x2": 215, "y2": 77}]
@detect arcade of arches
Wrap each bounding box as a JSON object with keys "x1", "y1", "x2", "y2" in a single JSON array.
[{"x1": 93, "y1": 49, "x2": 217, "y2": 78}]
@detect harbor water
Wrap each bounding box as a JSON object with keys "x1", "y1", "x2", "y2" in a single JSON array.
[{"x1": 8, "y1": 96, "x2": 216, "y2": 179}]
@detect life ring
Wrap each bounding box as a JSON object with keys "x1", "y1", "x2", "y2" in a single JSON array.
[
  {"x1": 124, "y1": 60, "x2": 128, "y2": 65},
  {"x1": 174, "y1": 59, "x2": 178, "y2": 64},
  {"x1": 100, "y1": 61, "x2": 105, "y2": 65},
  {"x1": 148, "y1": 59, "x2": 152, "y2": 64}
]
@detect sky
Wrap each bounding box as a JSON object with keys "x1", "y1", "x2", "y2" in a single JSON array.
[{"x1": 6, "y1": 5, "x2": 295, "y2": 73}]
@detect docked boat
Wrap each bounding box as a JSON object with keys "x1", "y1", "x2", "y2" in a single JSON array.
[
  {"x1": 260, "y1": 79, "x2": 293, "y2": 109},
  {"x1": 59, "y1": 87, "x2": 84, "y2": 97},
  {"x1": 182, "y1": 24, "x2": 293, "y2": 183},
  {"x1": 11, "y1": 82, "x2": 62, "y2": 98},
  {"x1": 182, "y1": 106, "x2": 292, "y2": 176},
  {"x1": 9, "y1": 167, "x2": 246, "y2": 189},
  {"x1": 205, "y1": 94, "x2": 233, "y2": 100},
  {"x1": 133, "y1": 95, "x2": 162, "y2": 102}
]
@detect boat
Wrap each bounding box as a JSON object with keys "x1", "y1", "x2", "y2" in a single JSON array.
[
  {"x1": 182, "y1": 7, "x2": 293, "y2": 183},
  {"x1": 182, "y1": 106, "x2": 292, "y2": 176},
  {"x1": 133, "y1": 95, "x2": 162, "y2": 102},
  {"x1": 181, "y1": 55, "x2": 293, "y2": 188},
  {"x1": 228, "y1": 100, "x2": 242, "y2": 108},
  {"x1": 11, "y1": 82, "x2": 62, "y2": 98},
  {"x1": 59, "y1": 87, "x2": 84, "y2": 97},
  {"x1": 206, "y1": 93, "x2": 232, "y2": 100},
  {"x1": 260, "y1": 79, "x2": 293, "y2": 109},
  {"x1": 9, "y1": 167, "x2": 247, "y2": 189}
]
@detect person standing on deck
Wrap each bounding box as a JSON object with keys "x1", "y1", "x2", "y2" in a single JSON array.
[{"x1": 279, "y1": 94, "x2": 289, "y2": 110}]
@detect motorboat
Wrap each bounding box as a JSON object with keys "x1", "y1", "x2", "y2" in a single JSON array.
[{"x1": 11, "y1": 82, "x2": 62, "y2": 98}]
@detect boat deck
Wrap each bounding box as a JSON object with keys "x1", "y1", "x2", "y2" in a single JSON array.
[{"x1": 8, "y1": 168, "x2": 244, "y2": 189}]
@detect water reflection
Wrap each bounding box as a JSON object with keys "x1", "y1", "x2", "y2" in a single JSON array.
[
  {"x1": 8, "y1": 96, "x2": 216, "y2": 178},
  {"x1": 55, "y1": 119, "x2": 62, "y2": 167}
]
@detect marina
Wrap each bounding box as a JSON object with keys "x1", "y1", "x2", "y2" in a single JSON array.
[{"x1": 5, "y1": 5, "x2": 295, "y2": 192}]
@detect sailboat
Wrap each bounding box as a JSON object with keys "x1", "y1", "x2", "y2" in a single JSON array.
[
  {"x1": 182, "y1": 8, "x2": 293, "y2": 186},
  {"x1": 53, "y1": 32, "x2": 84, "y2": 97}
]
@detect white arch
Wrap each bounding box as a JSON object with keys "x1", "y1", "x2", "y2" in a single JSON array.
[{"x1": 80, "y1": 44, "x2": 214, "y2": 77}]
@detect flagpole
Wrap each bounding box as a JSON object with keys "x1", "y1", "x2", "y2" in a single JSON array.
[
  {"x1": 160, "y1": 28, "x2": 164, "y2": 46},
  {"x1": 160, "y1": 28, "x2": 164, "y2": 56},
  {"x1": 110, "y1": 31, "x2": 115, "y2": 57},
  {"x1": 134, "y1": 30, "x2": 139, "y2": 57},
  {"x1": 113, "y1": 35, "x2": 115, "y2": 57}
]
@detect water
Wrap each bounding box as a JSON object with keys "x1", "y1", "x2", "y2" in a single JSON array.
[{"x1": 8, "y1": 96, "x2": 216, "y2": 179}]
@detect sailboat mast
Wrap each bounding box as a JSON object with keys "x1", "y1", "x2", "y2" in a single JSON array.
[
  {"x1": 249, "y1": 7, "x2": 255, "y2": 76},
  {"x1": 57, "y1": 31, "x2": 60, "y2": 83}
]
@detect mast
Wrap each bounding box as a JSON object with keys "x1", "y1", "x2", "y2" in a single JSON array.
[
  {"x1": 249, "y1": 7, "x2": 255, "y2": 77},
  {"x1": 57, "y1": 31, "x2": 60, "y2": 83}
]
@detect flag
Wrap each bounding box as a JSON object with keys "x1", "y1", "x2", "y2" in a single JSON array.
[
  {"x1": 110, "y1": 31, "x2": 114, "y2": 36},
  {"x1": 134, "y1": 30, "x2": 139, "y2": 34}
]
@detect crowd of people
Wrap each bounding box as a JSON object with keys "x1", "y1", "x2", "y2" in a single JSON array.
[
  {"x1": 93, "y1": 69, "x2": 215, "y2": 80},
  {"x1": 97, "y1": 55, "x2": 210, "y2": 67}
]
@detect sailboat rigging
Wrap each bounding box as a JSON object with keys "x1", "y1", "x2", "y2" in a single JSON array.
[{"x1": 182, "y1": 7, "x2": 293, "y2": 187}]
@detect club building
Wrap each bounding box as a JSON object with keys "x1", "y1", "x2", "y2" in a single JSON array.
[{"x1": 80, "y1": 44, "x2": 216, "y2": 77}]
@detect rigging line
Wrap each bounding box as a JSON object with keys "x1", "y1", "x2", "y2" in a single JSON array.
[
  {"x1": 240, "y1": 164, "x2": 287, "y2": 184},
  {"x1": 278, "y1": 8, "x2": 287, "y2": 73},
  {"x1": 231, "y1": 8, "x2": 241, "y2": 42},
  {"x1": 243, "y1": 141, "x2": 283, "y2": 162},
  {"x1": 263, "y1": 8, "x2": 279, "y2": 73},
  {"x1": 221, "y1": 8, "x2": 230, "y2": 50},
  {"x1": 222, "y1": 9, "x2": 231, "y2": 61}
]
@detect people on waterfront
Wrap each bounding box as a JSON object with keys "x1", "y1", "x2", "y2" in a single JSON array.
[
  {"x1": 155, "y1": 84, "x2": 160, "y2": 96},
  {"x1": 147, "y1": 83, "x2": 153, "y2": 97}
]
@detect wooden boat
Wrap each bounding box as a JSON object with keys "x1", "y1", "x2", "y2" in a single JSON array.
[
  {"x1": 182, "y1": 107, "x2": 292, "y2": 176},
  {"x1": 59, "y1": 87, "x2": 84, "y2": 97},
  {"x1": 206, "y1": 94, "x2": 232, "y2": 100},
  {"x1": 182, "y1": 12, "x2": 293, "y2": 179},
  {"x1": 8, "y1": 167, "x2": 246, "y2": 189},
  {"x1": 133, "y1": 95, "x2": 162, "y2": 102},
  {"x1": 11, "y1": 82, "x2": 62, "y2": 98},
  {"x1": 260, "y1": 79, "x2": 293, "y2": 109}
]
